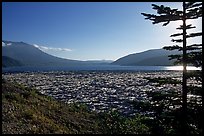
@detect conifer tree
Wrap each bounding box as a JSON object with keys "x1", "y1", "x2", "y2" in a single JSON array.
[{"x1": 141, "y1": 2, "x2": 202, "y2": 134}]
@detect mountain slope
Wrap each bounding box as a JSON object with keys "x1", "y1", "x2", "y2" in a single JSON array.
[
  {"x1": 2, "y1": 41, "x2": 83, "y2": 67},
  {"x1": 112, "y1": 49, "x2": 180, "y2": 66},
  {"x1": 2, "y1": 56, "x2": 23, "y2": 67},
  {"x1": 134, "y1": 55, "x2": 175, "y2": 66}
]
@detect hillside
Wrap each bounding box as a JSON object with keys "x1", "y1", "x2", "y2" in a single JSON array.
[
  {"x1": 2, "y1": 41, "x2": 114, "y2": 67},
  {"x1": 2, "y1": 79, "x2": 150, "y2": 134},
  {"x1": 112, "y1": 49, "x2": 180, "y2": 66},
  {"x1": 2, "y1": 79, "x2": 103, "y2": 134},
  {"x1": 2, "y1": 56, "x2": 23, "y2": 67},
  {"x1": 2, "y1": 40, "x2": 83, "y2": 67},
  {"x1": 134, "y1": 55, "x2": 175, "y2": 66}
]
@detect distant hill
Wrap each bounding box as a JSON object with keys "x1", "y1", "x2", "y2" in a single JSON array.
[
  {"x1": 2, "y1": 41, "x2": 113, "y2": 67},
  {"x1": 112, "y1": 49, "x2": 181, "y2": 66},
  {"x1": 2, "y1": 40, "x2": 181, "y2": 67},
  {"x1": 2, "y1": 40, "x2": 86, "y2": 67},
  {"x1": 2, "y1": 56, "x2": 23, "y2": 67}
]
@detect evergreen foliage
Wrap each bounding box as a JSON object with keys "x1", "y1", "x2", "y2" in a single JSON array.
[{"x1": 141, "y1": 2, "x2": 202, "y2": 134}]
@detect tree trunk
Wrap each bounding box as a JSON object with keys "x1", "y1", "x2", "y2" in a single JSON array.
[{"x1": 182, "y1": 1, "x2": 188, "y2": 134}]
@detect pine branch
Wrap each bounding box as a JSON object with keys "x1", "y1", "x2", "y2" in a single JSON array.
[
  {"x1": 186, "y1": 46, "x2": 202, "y2": 50},
  {"x1": 187, "y1": 44, "x2": 202, "y2": 47},
  {"x1": 167, "y1": 54, "x2": 183, "y2": 65},
  {"x1": 171, "y1": 39, "x2": 183, "y2": 43},
  {"x1": 141, "y1": 5, "x2": 183, "y2": 26},
  {"x1": 167, "y1": 52, "x2": 202, "y2": 67},
  {"x1": 153, "y1": 15, "x2": 182, "y2": 24},
  {"x1": 185, "y1": 2, "x2": 196, "y2": 9},
  {"x1": 187, "y1": 51, "x2": 202, "y2": 56},
  {"x1": 170, "y1": 33, "x2": 184, "y2": 37},
  {"x1": 163, "y1": 21, "x2": 170, "y2": 26},
  {"x1": 163, "y1": 45, "x2": 182, "y2": 51},
  {"x1": 168, "y1": 54, "x2": 182, "y2": 60},
  {"x1": 186, "y1": 32, "x2": 202, "y2": 38},
  {"x1": 186, "y1": 7, "x2": 202, "y2": 19},
  {"x1": 187, "y1": 7, "x2": 199, "y2": 13},
  {"x1": 141, "y1": 13, "x2": 157, "y2": 20},
  {"x1": 176, "y1": 24, "x2": 196, "y2": 30},
  {"x1": 164, "y1": 45, "x2": 201, "y2": 51},
  {"x1": 185, "y1": 2, "x2": 202, "y2": 9},
  {"x1": 186, "y1": 51, "x2": 202, "y2": 67}
]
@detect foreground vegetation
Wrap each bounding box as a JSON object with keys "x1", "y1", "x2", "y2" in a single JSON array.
[
  {"x1": 2, "y1": 77, "x2": 202, "y2": 134},
  {"x1": 2, "y1": 79, "x2": 150, "y2": 134}
]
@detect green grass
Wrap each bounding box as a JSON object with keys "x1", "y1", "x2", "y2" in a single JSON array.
[{"x1": 2, "y1": 80, "x2": 102, "y2": 134}]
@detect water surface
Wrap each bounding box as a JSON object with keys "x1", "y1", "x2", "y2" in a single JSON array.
[{"x1": 2, "y1": 64, "x2": 201, "y2": 73}]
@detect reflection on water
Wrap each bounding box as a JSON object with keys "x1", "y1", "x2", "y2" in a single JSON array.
[
  {"x1": 2, "y1": 65, "x2": 202, "y2": 73},
  {"x1": 165, "y1": 66, "x2": 201, "y2": 71}
]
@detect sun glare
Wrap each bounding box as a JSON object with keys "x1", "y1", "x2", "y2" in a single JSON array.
[{"x1": 165, "y1": 66, "x2": 201, "y2": 71}]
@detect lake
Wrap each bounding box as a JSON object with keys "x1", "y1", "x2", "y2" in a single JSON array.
[{"x1": 2, "y1": 64, "x2": 201, "y2": 73}]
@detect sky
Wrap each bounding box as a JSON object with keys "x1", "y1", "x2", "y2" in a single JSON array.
[{"x1": 2, "y1": 2, "x2": 202, "y2": 61}]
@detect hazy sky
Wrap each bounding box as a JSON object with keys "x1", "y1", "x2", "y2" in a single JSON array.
[{"x1": 2, "y1": 2, "x2": 202, "y2": 61}]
